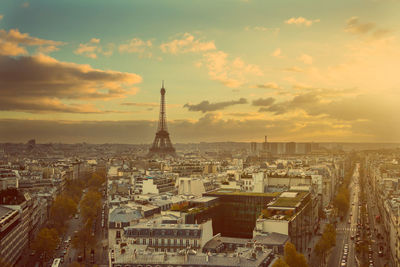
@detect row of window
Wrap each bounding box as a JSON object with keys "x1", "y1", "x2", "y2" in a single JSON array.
[
  {"x1": 125, "y1": 229, "x2": 200, "y2": 237},
  {"x1": 138, "y1": 238, "x2": 198, "y2": 247}
]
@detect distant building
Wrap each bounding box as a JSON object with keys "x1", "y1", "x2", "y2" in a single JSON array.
[
  {"x1": 176, "y1": 177, "x2": 217, "y2": 197},
  {"x1": 142, "y1": 176, "x2": 175, "y2": 195}
]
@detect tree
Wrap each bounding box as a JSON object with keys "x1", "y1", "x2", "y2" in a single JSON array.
[
  {"x1": 81, "y1": 190, "x2": 102, "y2": 221},
  {"x1": 283, "y1": 242, "x2": 309, "y2": 267},
  {"x1": 50, "y1": 195, "x2": 77, "y2": 231},
  {"x1": 314, "y1": 223, "x2": 336, "y2": 265},
  {"x1": 32, "y1": 227, "x2": 59, "y2": 261},
  {"x1": 272, "y1": 257, "x2": 290, "y2": 267},
  {"x1": 0, "y1": 258, "x2": 11, "y2": 267},
  {"x1": 72, "y1": 220, "x2": 96, "y2": 260},
  {"x1": 68, "y1": 262, "x2": 83, "y2": 267}
]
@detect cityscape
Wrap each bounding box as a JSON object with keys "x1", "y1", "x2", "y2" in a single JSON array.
[{"x1": 1, "y1": 1, "x2": 400, "y2": 267}]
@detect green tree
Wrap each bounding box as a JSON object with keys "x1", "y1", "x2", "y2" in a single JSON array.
[
  {"x1": 32, "y1": 227, "x2": 59, "y2": 261},
  {"x1": 272, "y1": 257, "x2": 290, "y2": 267}
]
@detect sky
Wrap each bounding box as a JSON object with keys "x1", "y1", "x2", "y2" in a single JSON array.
[{"x1": 0, "y1": 0, "x2": 400, "y2": 143}]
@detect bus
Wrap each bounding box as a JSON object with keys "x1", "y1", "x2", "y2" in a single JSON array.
[{"x1": 51, "y1": 258, "x2": 61, "y2": 267}]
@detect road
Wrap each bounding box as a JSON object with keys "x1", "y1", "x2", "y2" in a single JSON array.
[
  {"x1": 60, "y1": 204, "x2": 84, "y2": 266},
  {"x1": 365, "y1": 175, "x2": 388, "y2": 267},
  {"x1": 328, "y1": 163, "x2": 360, "y2": 267}
]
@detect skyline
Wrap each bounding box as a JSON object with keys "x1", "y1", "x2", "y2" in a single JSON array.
[{"x1": 1, "y1": 0, "x2": 400, "y2": 143}]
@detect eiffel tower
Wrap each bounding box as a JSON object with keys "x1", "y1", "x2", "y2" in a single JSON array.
[{"x1": 148, "y1": 82, "x2": 176, "y2": 158}]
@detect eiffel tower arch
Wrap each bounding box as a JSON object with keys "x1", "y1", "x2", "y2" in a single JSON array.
[{"x1": 148, "y1": 82, "x2": 177, "y2": 158}]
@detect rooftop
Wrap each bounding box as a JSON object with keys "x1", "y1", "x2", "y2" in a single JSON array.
[
  {"x1": 112, "y1": 246, "x2": 273, "y2": 267},
  {"x1": 205, "y1": 189, "x2": 280, "y2": 197},
  {"x1": 268, "y1": 191, "x2": 308, "y2": 208}
]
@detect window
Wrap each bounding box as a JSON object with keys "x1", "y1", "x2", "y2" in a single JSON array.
[
  {"x1": 149, "y1": 239, "x2": 152, "y2": 245},
  {"x1": 155, "y1": 239, "x2": 159, "y2": 245},
  {"x1": 143, "y1": 239, "x2": 146, "y2": 245},
  {"x1": 174, "y1": 239, "x2": 177, "y2": 246},
  {"x1": 116, "y1": 231, "x2": 121, "y2": 239},
  {"x1": 194, "y1": 240, "x2": 198, "y2": 247},
  {"x1": 180, "y1": 239, "x2": 183, "y2": 246},
  {"x1": 186, "y1": 239, "x2": 189, "y2": 246},
  {"x1": 161, "y1": 239, "x2": 165, "y2": 245},
  {"x1": 168, "y1": 239, "x2": 171, "y2": 245}
]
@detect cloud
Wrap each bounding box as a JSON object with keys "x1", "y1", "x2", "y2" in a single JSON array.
[
  {"x1": 160, "y1": 33, "x2": 216, "y2": 54},
  {"x1": 283, "y1": 66, "x2": 304, "y2": 72},
  {"x1": 252, "y1": 97, "x2": 276, "y2": 107},
  {"x1": 345, "y1": 17, "x2": 391, "y2": 40},
  {"x1": 0, "y1": 54, "x2": 142, "y2": 113},
  {"x1": 121, "y1": 102, "x2": 159, "y2": 107},
  {"x1": 271, "y1": 48, "x2": 282, "y2": 58},
  {"x1": 253, "y1": 82, "x2": 282, "y2": 90},
  {"x1": 119, "y1": 38, "x2": 152, "y2": 58},
  {"x1": 285, "y1": 17, "x2": 320, "y2": 26},
  {"x1": 201, "y1": 50, "x2": 262, "y2": 88},
  {"x1": 258, "y1": 93, "x2": 320, "y2": 115},
  {"x1": 0, "y1": 112, "x2": 386, "y2": 143},
  {"x1": 0, "y1": 28, "x2": 65, "y2": 56},
  {"x1": 297, "y1": 54, "x2": 313, "y2": 64},
  {"x1": 245, "y1": 26, "x2": 280, "y2": 35},
  {"x1": 184, "y1": 98, "x2": 247, "y2": 113},
  {"x1": 226, "y1": 112, "x2": 256, "y2": 117},
  {"x1": 74, "y1": 38, "x2": 114, "y2": 59}
]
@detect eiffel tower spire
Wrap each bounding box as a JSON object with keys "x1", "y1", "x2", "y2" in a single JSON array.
[{"x1": 148, "y1": 82, "x2": 176, "y2": 158}]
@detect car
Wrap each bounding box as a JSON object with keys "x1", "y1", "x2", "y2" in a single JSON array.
[
  {"x1": 350, "y1": 235, "x2": 355, "y2": 240},
  {"x1": 378, "y1": 250, "x2": 384, "y2": 257},
  {"x1": 348, "y1": 220, "x2": 351, "y2": 224},
  {"x1": 63, "y1": 249, "x2": 67, "y2": 255},
  {"x1": 75, "y1": 214, "x2": 79, "y2": 219}
]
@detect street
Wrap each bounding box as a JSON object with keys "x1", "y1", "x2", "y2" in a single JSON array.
[
  {"x1": 365, "y1": 175, "x2": 388, "y2": 267},
  {"x1": 328, "y1": 163, "x2": 360, "y2": 267}
]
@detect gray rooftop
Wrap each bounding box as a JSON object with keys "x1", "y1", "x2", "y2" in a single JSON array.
[
  {"x1": 0, "y1": 205, "x2": 14, "y2": 219},
  {"x1": 109, "y1": 207, "x2": 142, "y2": 223},
  {"x1": 112, "y1": 247, "x2": 273, "y2": 267}
]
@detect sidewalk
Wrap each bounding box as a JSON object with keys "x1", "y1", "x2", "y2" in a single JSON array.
[{"x1": 307, "y1": 219, "x2": 329, "y2": 267}]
